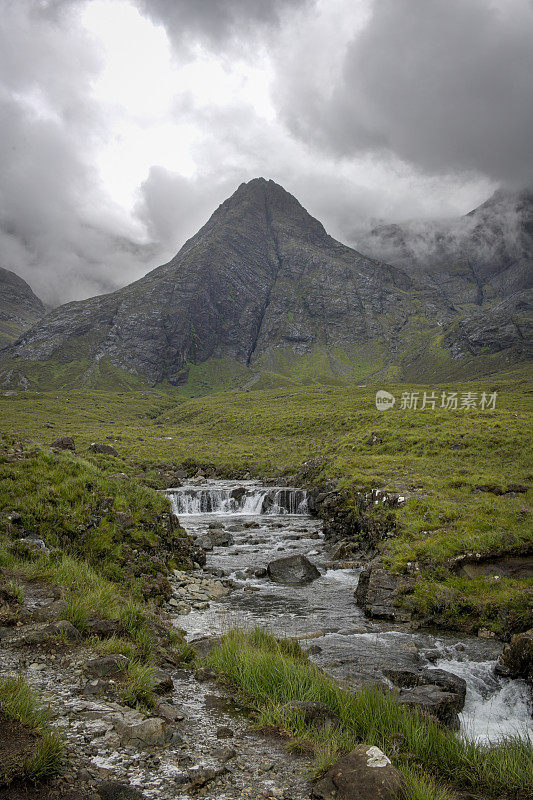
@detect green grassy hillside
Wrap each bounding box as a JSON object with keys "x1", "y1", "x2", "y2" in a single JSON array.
[{"x1": 0, "y1": 370, "x2": 531, "y2": 634}]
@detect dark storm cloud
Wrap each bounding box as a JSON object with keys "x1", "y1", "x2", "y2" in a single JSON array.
[
  {"x1": 0, "y1": 0, "x2": 164, "y2": 305},
  {"x1": 1, "y1": 0, "x2": 529, "y2": 309},
  {"x1": 135, "y1": 0, "x2": 310, "y2": 48},
  {"x1": 278, "y1": 0, "x2": 533, "y2": 185}
]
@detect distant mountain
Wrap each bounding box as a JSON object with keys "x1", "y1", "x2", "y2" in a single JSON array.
[
  {"x1": 353, "y1": 189, "x2": 533, "y2": 360},
  {"x1": 0, "y1": 267, "x2": 45, "y2": 350},
  {"x1": 1, "y1": 180, "x2": 530, "y2": 392}
]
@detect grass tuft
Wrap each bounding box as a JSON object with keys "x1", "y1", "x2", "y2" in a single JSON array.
[
  {"x1": 0, "y1": 676, "x2": 63, "y2": 784},
  {"x1": 121, "y1": 660, "x2": 157, "y2": 710},
  {"x1": 205, "y1": 629, "x2": 533, "y2": 800}
]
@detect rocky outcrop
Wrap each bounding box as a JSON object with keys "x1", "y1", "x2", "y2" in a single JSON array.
[
  {"x1": 0, "y1": 266, "x2": 45, "y2": 349},
  {"x1": 312, "y1": 745, "x2": 404, "y2": 800},
  {"x1": 385, "y1": 668, "x2": 467, "y2": 729},
  {"x1": 267, "y1": 554, "x2": 320, "y2": 585},
  {"x1": 355, "y1": 562, "x2": 410, "y2": 622},
  {"x1": 308, "y1": 488, "x2": 398, "y2": 555},
  {"x1": 496, "y1": 630, "x2": 533, "y2": 688}
]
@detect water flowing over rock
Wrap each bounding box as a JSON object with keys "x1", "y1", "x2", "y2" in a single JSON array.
[
  {"x1": 171, "y1": 480, "x2": 532, "y2": 744},
  {"x1": 169, "y1": 483, "x2": 308, "y2": 516}
]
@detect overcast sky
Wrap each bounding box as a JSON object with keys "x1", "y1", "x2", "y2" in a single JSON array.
[{"x1": 1, "y1": 0, "x2": 532, "y2": 305}]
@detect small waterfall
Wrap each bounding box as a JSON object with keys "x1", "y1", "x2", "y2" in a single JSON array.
[
  {"x1": 435, "y1": 657, "x2": 532, "y2": 742},
  {"x1": 168, "y1": 483, "x2": 308, "y2": 516}
]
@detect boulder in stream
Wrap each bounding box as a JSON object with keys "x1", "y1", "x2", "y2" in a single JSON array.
[
  {"x1": 385, "y1": 667, "x2": 466, "y2": 728},
  {"x1": 496, "y1": 629, "x2": 533, "y2": 687},
  {"x1": 267, "y1": 554, "x2": 320, "y2": 585},
  {"x1": 355, "y1": 563, "x2": 410, "y2": 622}
]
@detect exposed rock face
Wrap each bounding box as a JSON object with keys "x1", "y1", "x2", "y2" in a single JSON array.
[
  {"x1": 496, "y1": 630, "x2": 533, "y2": 687},
  {"x1": 267, "y1": 554, "x2": 320, "y2": 585},
  {"x1": 313, "y1": 745, "x2": 404, "y2": 800},
  {"x1": 0, "y1": 267, "x2": 45, "y2": 349},
  {"x1": 309, "y1": 488, "x2": 397, "y2": 555},
  {"x1": 5, "y1": 178, "x2": 525, "y2": 390},
  {"x1": 355, "y1": 563, "x2": 410, "y2": 622},
  {"x1": 385, "y1": 668, "x2": 467, "y2": 729},
  {"x1": 3, "y1": 180, "x2": 423, "y2": 386},
  {"x1": 354, "y1": 188, "x2": 533, "y2": 369}
]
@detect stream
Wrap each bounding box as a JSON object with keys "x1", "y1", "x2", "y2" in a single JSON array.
[{"x1": 168, "y1": 480, "x2": 532, "y2": 745}]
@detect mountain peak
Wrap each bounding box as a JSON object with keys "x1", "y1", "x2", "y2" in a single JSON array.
[{"x1": 3, "y1": 179, "x2": 529, "y2": 391}]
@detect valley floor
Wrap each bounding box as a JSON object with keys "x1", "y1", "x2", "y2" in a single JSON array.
[
  {"x1": 0, "y1": 374, "x2": 531, "y2": 799},
  {"x1": 1, "y1": 374, "x2": 531, "y2": 635}
]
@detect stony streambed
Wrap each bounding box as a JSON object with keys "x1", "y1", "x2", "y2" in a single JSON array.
[
  {"x1": 168, "y1": 480, "x2": 532, "y2": 744},
  {"x1": 0, "y1": 642, "x2": 312, "y2": 799},
  {"x1": 1, "y1": 480, "x2": 530, "y2": 800}
]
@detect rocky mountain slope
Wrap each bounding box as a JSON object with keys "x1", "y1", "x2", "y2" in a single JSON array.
[
  {"x1": 0, "y1": 267, "x2": 45, "y2": 349},
  {"x1": 1, "y1": 179, "x2": 531, "y2": 391},
  {"x1": 353, "y1": 188, "x2": 533, "y2": 363}
]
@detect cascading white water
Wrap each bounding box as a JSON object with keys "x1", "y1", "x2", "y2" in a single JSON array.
[
  {"x1": 168, "y1": 483, "x2": 308, "y2": 516},
  {"x1": 434, "y1": 657, "x2": 532, "y2": 743}
]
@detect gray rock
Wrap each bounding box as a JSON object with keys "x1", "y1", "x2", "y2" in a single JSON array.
[
  {"x1": 267, "y1": 554, "x2": 320, "y2": 585},
  {"x1": 254, "y1": 567, "x2": 267, "y2": 578},
  {"x1": 385, "y1": 667, "x2": 466, "y2": 728},
  {"x1": 85, "y1": 654, "x2": 130, "y2": 678},
  {"x1": 153, "y1": 668, "x2": 173, "y2": 694},
  {"x1": 50, "y1": 436, "x2": 75, "y2": 451},
  {"x1": 355, "y1": 564, "x2": 410, "y2": 622},
  {"x1": 397, "y1": 685, "x2": 462, "y2": 729},
  {"x1": 496, "y1": 629, "x2": 533, "y2": 688},
  {"x1": 385, "y1": 668, "x2": 466, "y2": 702},
  {"x1": 313, "y1": 744, "x2": 404, "y2": 799},
  {"x1": 88, "y1": 442, "x2": 119, "y2": 456},
  {"x1": 113, "y1": 716, "x2": 167, "y2": 747},
  {"x1": 209, "y1": 529, "x2": 234, "y2": 547}
]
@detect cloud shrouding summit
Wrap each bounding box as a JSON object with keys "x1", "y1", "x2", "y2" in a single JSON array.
[
  {"x1": 276, "y1": 0, "x2": 533, "y2": 185},
  {"x1": 0, "y1": 0, "x2": 531, "y2": 306}
]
